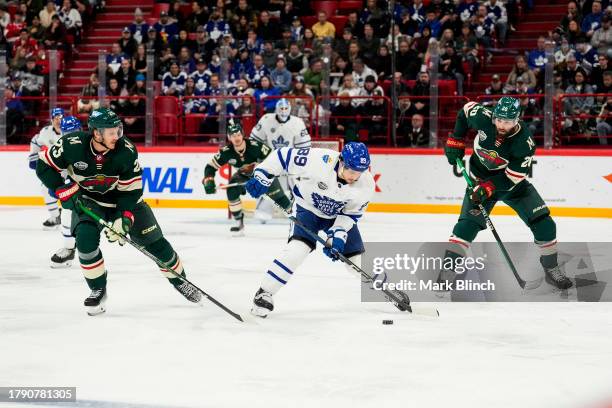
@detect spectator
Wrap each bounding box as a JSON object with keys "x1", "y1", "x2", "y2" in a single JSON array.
[
  {"x1": 132, "y1": 43, "x2": 148, "y2": 74},
  {"x1": 439, "y1": 43, "x2": 465, "y2": 94},
  {"x1": 39, "y1": 0, "x2": 56, "y2": 29},
  {"x1": 406, "y1": 113, "x2": 429, "y2": 146},
  {"x1": 527, "y1": 36, "x2": 547, "y2": 74},
  {"x1": 590, "y1": 56, "x2": 609, "y2": 91},
  {"x1": 289, "y1": 16, "x2": 304, "y2": 43},
  {"x1": 595, "y1": 96, "x2": 612, "y2": 145},
  {"x1": 130, "y1": 73, "x2": 146, "y2": 95},
  {"x1": 276, "y1": 25, "x2": 293, "y2": 53},
  {"x1": 581, "y1": 0, "x2": 604, "y2": 38},
  {"x1": 106, "y1": 77, "x2": 127, "y2": 112},
  {"x1": 205, "y1": 7, "x2": 230, "y2": 43},
  {"x1": 404, "y1": 0, "x2": 425, "y2": 35},
  {"x1": 563, "y1": 70, "x2": 595, "y2": 135},
  {"x1": 372, "y1": 44, "x2": 392, "y2": 79},
  {"x1": 42, "y1": 15, "x2": 66, "y2": 49},
  {"x1": 289, "y1": 77, "x2": 314, "y2": 123},
  {"x1": 561, "y1": 55, "x2": 584, "y2": 89},
  {"x1": 303, "y1": 58, "x2": 323, "y2": 95},
  {"x1": 245, "y1": 28, "x2": 263, "y2": 55},
  {"x1": 286, "y1": 42, "x2": 307, "y2": 75},
  {"x1": 257, "y1": 11, "x2": 279, "y2": 41},
  {"x1": 396, "y1": 38, "x2": 421, "y2": 80},
  {"x1": 360, "y1": 0, "x2": 389, "y2": 37},
  {"x1": 591, "y1": 15, "x2": 611, "y2": 55},
  {"x1": 168, "y1": 1, "x2": 187, "y2": 31},
  {"x1": 456, "y1": 23, "x2": 479, "y2": 71},
  {"x1": 154, "y1": 11, "x2": 179, "y2": 45},
  {"x1": 457, "y1": 0, "x2": 479, "y2": 23},
  {"x1": 28, "y1": 16, "x2": 45, "y2": 42},
  {"x1": 177, "y1": 46, "x2": 195, "y2": 74},
  {"x1": 413, "y1": 25, "x2": 432, "y2": 57},
  {"x1": 312, "y1": 11, "x2": 336, "y2": 40},
  {"x1": 329, "y1": 55, "x2": 350, "y2": 93},
  {"x1": 439, "y1": 28, "x2": 455, "y2": 49},
  {"x1": 419, "y1": 8, "x2": 442, "y2": 38},
  {"x1": 253, "y1": 76, "x2": 281, "y2": 112},
  {"x1": 129, "y1": 8, "x2": 148, "y2": 45},
  {"x1": 411, "y1": 70, "x2": 430, "y2": 117},
  {"x1": 145, "y1": 26, "x2": 163, "y2": 55},
  {"x1": 360, "y1": 89, "x2": 387, "y2": 142},
  {"x1": 506, "y1": 55, "x2": 537, "y2": 93},
  {"x1": 14, "y1": 28, "x2": 39, "y2": 57},
  {"x1": 162, "y1": 61, "x2": 187, "y2": 96},
  {"x1": 555, "y1": 38, "x2": 575, "y2": 66},
  {"x1": 78, "y1": 72, "x2": 100, "y2": 113},
  {"x1": 575, "y1": 35, "x2": 600, "y2": 74},
  {"x1": 246, "y1": 54, "x2": 270, "y2": 87},
  {"x1": 337, "y1": 73, "x2": 364, "y2": 107},
  {"x1": 359, "y1": 24, "x2": 380, "y2": 66},
  {"x1": 106, "y1": 42, "x2": 127, "y2": 75},
  {"x1": 280, "y1": 0, "x2": 299, "y2": 27},
  {"x1": 121, "y1": 92, "x2": 145, "y2": 135},
  {"x1": 5, "y1": 87, "x2": 25, "y2": 143},
  {"x1": 567, "y1": 19, "x2": 584, "y2": 45},
  {"x1": 472, "y1": 5, "x2": 495, "y2": 48},
  {"x1": 484, "y1": 0, "x2": 508, "y2": 44},
  {"x1": 335, "y1": 28, "x2": 354, "y2": 60},
  {"x1": 58, "y1": 0, "x2": 82, "y2": 44},
  {"x1": 270, "y1": 56, "x2": 292, "y2": 93},
  {"x1": 231, "y1": 0, "x2": 255, "y2": 27},
  {"x1": 119, "y1": 27, "x2": 137, "y2": 57},
  {"x1": 484, "y1": 74, "x2": 505, "y2": 100},
  {"x1": 200, "y1": 73, "x2": 235, "y2": 136},
  {"x1": 346, "y1": 39, "x2": 362, "y2": 65},
  {"x1": 352, "y1": 58, "x2": 378, "y2": 90},
  {"x1": 396, "y1": 93, "x2": 416, "y2": 142},
  {"x1": 6, "y1": 11, "x2": 27, "y2": 43},
  {"x1": 331, "y1": 92, "x2": 358, "y2": 142},
  {"x1": 20, "y1": 56, "x2": 44, "y2": 98},
  {"x1": 193, "y1": 25, "x2": 216, "y2": 62},
  {"x1": 261, "y1": 40, "x2": 279, "y2": 70},
  {"x1": 560, "y1": 1, "x2": 582, "y2": 32},
  {"x1": 392, "y1": 71, "x2": 410, "y2": 95},
  {"x1": 190, "y1": 57, "x2": 211, "y2": 93},
  {"x1": 302, "y1": 27, "x2": 316, "y2": 53},
  {"x1": 113, "y1": 58, "x2": 136, "y2": 91},
  {"x1": 344, "y1": 11, "x2": 364, "y2": 38},
  {"x1": 186, "y1": 2, "x2": 209, "y2": 33}
]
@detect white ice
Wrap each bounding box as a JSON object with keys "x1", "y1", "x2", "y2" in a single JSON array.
[{"x1": 1, "y1": 207, "x2": 611, "y2": 408}]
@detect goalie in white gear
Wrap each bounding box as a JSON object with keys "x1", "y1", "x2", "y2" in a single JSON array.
[
  {"x1": 28, "y1": 107, "x2": 64, "y2": 230},
  {"x1": 249, "y1": 98, "x2": 311, "y2": 222},
  {"x1": 245, "y1": 142, "x2": 375, "y2": 317}
]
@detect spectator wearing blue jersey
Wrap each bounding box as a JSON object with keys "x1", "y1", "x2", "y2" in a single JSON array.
[
  {"x1": 527, "y1": 36, "x2": 547, "y2": 74},
  {"x1": 205, "y1": 7, "x2": 231, "y2": 43},
  {"x1": 270, "y1": 55, "x2": 292, "y2": 93},
  {"x1": 129, "y1": 8, "x2": 148, "y2": 45},
  {"x1": 407, "y1": 0, "x2": 426, "y2": 27},
  {"x1": 246, "y1": 54, "x2": 270, "y2": 87},
  {"x1": 200, "y1": 73, "x2": 236, "y2": 136},
  {"x1": 177, "y1": 46, "x2": 195, "y2": 75},
  {"x1": 183, "y1": 77, "x2": 205, "y2": 114},
  {"x1": 253, "y1": 76, "x2": 281, "y2": 113},
  {"x1": 190, "y1": 58, "x2": 211, "y2": 93},
  {"x1": 457, "y1": 0, "x2": 479, "y2": 23},
  {"x1": 582, "y1": 0, "x2": 604, "y2": 38},
  {"x1": 484, "y1": 0, "x2": 508, "y2": 44},
  {"x1": 575, "y1": 35, "x2": 600, "y2": 74},
  {"x1": 245, "y1": 28, "x2": 263, "y2": 56},
  {"x1": 106, "y1": 42, "x2": 127, "y2": 75},
  {"x1": 153, "y1": 11, "x2": 179, "y2": 45},
  {"x1": 162, "y1": 61, "x2": 187, "y2": 96},
  {"x1": 419, "y1": 8, "x2": 442, "y2": 38}
]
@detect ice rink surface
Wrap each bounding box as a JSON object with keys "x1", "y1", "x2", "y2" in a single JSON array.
[{"x1": 1, "y1": 206, "x2": 611, "y2": 408}]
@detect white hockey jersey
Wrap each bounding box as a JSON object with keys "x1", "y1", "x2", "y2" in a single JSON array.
[
  {"x1": 256, "y1": 147, "x2": 375, "y2": 232},
  {"x1": 29, "y1": 125, "x2": 61, "y2": 156},
  {"x1": 250, "y1": 114, "x2": 311, "y2": 150}
]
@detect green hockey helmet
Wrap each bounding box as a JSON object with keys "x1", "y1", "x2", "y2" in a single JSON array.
[
  {"x1": 226, "y1": 117, "x2": 243, "y2": 137},
  {"x1": 493, "y1": 96, "x2": 521, "y2": 122},
  {"x1": 88, "y1": 107, "x2": 123, "y2": 136}
]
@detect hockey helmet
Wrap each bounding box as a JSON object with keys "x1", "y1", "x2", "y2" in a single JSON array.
[
  {"x1": 51, "y1": 107, "x2": 64, "y2": 119},
  {"x1": 60, "y1": 116, "x2": 82, "y2": 135},
  {"x1": 226, "y1": 117, "x2": 243, "y2": 136},
  {"x1": 493, "y1": 96, "x2": 521, "y2": 123},
  {"x1": 88, "y1": 107, "x2": 123, "y2": 136},
  {"x1": 275, "y1": 98, "x2": 291, "y2": 123},
  {"x1": 341, "y1": 142, "x2": 370, "y2": 172}
]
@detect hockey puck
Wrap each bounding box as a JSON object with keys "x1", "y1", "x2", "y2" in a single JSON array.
[{"x1": 382, "y1": 320, "x2": 394, "y2": 325}]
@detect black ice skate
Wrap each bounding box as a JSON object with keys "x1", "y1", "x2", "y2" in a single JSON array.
[
  {"x1": 543, "y1": 265, "x2": 573, "y2": 290},
  {"x1": 50, "y1": 247, "x2": 75, "y2": 268},
  {"x1": 173, "y1": 280, "x2": 202, "y2": 303},
  {"x1": 230, "y1": 215, "x2": 245, "y2": 237},
  {"x1": 84, "y1": 288, "x2": 107, "y2": 316},
  {"x1": 42, "y1": 214, "x2": 61, "y2": 230},
  {"x1": 251, "y1": 288, "x2": 274, "y2": 318}
]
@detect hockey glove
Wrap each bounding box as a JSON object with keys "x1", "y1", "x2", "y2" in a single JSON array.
[
  {"x1": 28, "y1": 153, "x2": 38, "y2": 170},
  {"x1": 104, "y1": 211, "x2": 134, "y2": 246},
  {"x1": 246, "y1": 169, "x2": 273, "y2": 198},
  {"x1": 55, "y1": 182, "x2": 82, "y2": 212},
  {"x1": 444, "y1": 137, "x2": 465, "y2": 165},
  {"x1": 323, "y1": 228, "x2": 348, "y2": 261},
  {"x1": 202, "y1": 176, "x2": 216, "y2": 194},
  {"x1": 469, "y1": 180, "x2": 495, "y2": 205}
]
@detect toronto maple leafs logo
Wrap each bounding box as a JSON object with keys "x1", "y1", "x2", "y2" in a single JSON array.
[
  {"x1": 311, "y1": 192, "x2": 345, "y2": 216},
  {"x1": 272, "y1": 135, "x2": 290, "y2": 149}
]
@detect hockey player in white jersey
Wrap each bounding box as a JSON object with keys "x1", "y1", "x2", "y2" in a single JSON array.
[
  {"x1": 249, "y1": 98, "x2": 311, "y2": 221},
  {"x1": 245, "y1": 142, "x2": 375, "y2": 317},
  {"x1": 28, "y1": 108, "x2": 64, "y2": 229}
]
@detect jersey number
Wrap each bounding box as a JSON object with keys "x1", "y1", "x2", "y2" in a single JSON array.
[
  {"x1": 51, "y1": 139, "x2": 64, "y2": 158},
  {"x1": 293, "y1": 148, "x2": 310, "y2": 166}
]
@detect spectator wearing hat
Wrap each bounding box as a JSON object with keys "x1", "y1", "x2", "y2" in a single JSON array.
[
  {"x1": 145, "y1": 26, "x2": 163, "y2": 54},
  {"x1": 129, "y1": 8, "x2": 148, "y2": 45},
  {"x1": 303, "y1": 58, "x2": 324, "y2": 95},
  {"x1": 483, "y1": 74, "x2": 504, "y2": 105},
  {"x1": 582, "y1": 0, "x2": 604, "y2": 38},
  {"x1": 276, "y1": 25, "x2": 294, "y2": 53},
  {"x1": 335, "y1": 28, "x2": 355, "y2": 60},
  {"x1": 261, "y1": 40, "x2": 279, "y2": 70},
  {"x1": 312, "y1": 11, "x2": 335, "y2": 40},
  {"x1": 290, "y1": 16, "x2": 304, "y2": 42},
  {"x1": 39, "y1": 1, "x2": 57, "y2": 29},
  {"x1": 190, "y1": 58, "x2": 212, "y2": 93},
  {"x1": 270, "y1": 55, "x2": 292, "y2": 93},
  {"x1": 575, "y1": 34, "x2": 600, "y2": 74},
  {"x1": 118, "y1": 26, "x2": 137, "y2": 57},
  {"x1": 193, "y1": 25, "x2": 216, "y2": 62},
  {"x1": 162, "y1": 61, "x2": 187, "y2": 96},
  {"x1": 154, "y1": 11, "x2": 179, "y2": 44},
  {"x1": 257, "y1": 10, "x2": 279, "y2": 41},
  {"x1": 130, "y1": 73, "x2": 146, "y2": 95},
  {"x1": 591, "y1": 15, "x2": 611, "y2": 55},
  {"x1": 205, "y1": 7, "x2": 230, "y2": 43},
  {"x1": 362, "y1": 74, "x2": 384, "y2": 99}
]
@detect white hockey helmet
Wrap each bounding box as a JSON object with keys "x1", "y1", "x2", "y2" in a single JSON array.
[{"x1": 275, "y1": 98, "x2": 291, "y2": 123}]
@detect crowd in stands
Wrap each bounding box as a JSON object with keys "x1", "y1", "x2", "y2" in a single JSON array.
[{"x1": 1, "y1": 0, "x2": 97, "y2": 141}]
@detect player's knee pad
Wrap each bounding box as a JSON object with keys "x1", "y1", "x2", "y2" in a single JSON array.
[
  {"x1": 452, "y1": 219, "x2": 483, "y2": 243},
  {"x1": 226, "y1": 186, "x2": 243, "y2": 202},
  {"x1": 529, "y1": 214, "x2": 556, "y2": 243},
  {"x1": 75, "y1": 221, "x2": 100, "y2": 254},
  {"x1": 261, "y1": 240, "x2": 311, "y2": 294}
]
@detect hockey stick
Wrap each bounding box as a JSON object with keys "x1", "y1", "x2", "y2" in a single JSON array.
[
  {"x1": 263, "y1": 196, "x2": 439, "y2": 317},
  {"x1": 220, "y1": 174, "x2": 312, "y2": 190},
  {"x1": 455, "y1": 158, "x2": 541, "y2": 290},
  {"x1": 77, "y1": 202, "x2": 245, "y2": 322}
]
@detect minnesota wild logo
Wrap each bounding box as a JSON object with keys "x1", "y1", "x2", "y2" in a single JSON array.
[{"x1": 475, "y1": 146, "x2": 509, "y2": 169}]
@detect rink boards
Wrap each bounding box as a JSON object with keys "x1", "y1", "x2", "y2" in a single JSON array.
[{"x1": 1, "y1": 146, "x2": 611, "y2": 218}]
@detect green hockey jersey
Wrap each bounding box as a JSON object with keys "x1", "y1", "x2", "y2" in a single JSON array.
[
  {"x1": 205, "y1": 139, "x2": 272, "y2": 178},
  {"x1": 453, "y1": 101, "x2": 536, "y2": 192},
  {"x1": 37, "y1": 131, "x2": 143, "y2": 212}
]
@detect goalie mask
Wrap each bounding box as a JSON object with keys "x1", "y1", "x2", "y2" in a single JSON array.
[{"x1": 275, "y1": 98, "x2": 291, "y2": 123}]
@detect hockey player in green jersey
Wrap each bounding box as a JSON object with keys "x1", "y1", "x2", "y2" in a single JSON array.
[
  {"x1": 444, "y1": 96, "x2": 572, "y2": 289},
  {"x1": 202, "y1": 118, "x2": 292, "y2": 236},
  {"x1": 36, "y1": 108, "x2": 202, "y2": 315}
]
